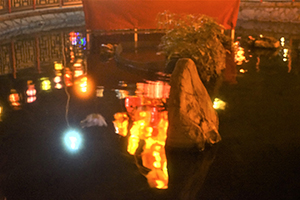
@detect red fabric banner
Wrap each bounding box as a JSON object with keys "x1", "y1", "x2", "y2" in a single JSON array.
[{"x1": 83, "y1": 0, "x2": 240, "y2": 30}]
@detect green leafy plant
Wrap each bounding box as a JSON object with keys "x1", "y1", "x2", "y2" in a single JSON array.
[{"x1": 157, "y1": 11, "x2": 231, "y2": 82}]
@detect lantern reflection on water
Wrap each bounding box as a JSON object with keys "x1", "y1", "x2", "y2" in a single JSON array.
[
  {"x1": 113, "y1": 112, "x2": 129, "y2": 137},
  {"x1": 26, "y1": 81, "x2": 37, "y2": 103},
  {"x1": 113, "y1": 80, "x2": 226, "y2": 189},
  {"x1": 9, "y1": 89, "x2": 22, "y2": 109},
  {"x1": 213, "y1": 98, "x2": 227, "y2": 110},
  {"x1": 113, "y1": 80, "x2": 170, "y2": 189},
  {"x1": 63, "y1": 129, "x2": 83, "y2": 152},
  {"x1": 40, "y1": 77, "x2": 52, "y2": 91},
  {"x1": 0, "y1": 105, "x2": 3, "y2": 121}
]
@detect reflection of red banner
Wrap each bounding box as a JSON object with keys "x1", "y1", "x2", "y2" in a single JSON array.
[{"x1": 82, "y1": 0, "x2": 240, "y2": 30}]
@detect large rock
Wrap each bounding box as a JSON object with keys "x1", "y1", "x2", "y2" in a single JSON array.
[{"x1": 166, "y1": 58, "x2": 221, "y2": 151}]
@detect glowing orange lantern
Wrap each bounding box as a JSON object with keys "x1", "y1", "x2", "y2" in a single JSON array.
[
  {"x1": 64, "y1": 68, "x2": 73, "y2": 87},
  {"x1": 9, "y1": 89, "x2": 21, "y2": 109},
  {"x1": 0, "y1": 104, "x2": 3, "y2": 121},
  {"x1": 113, "y1": 112, "x2": 129, "y2": 137}
]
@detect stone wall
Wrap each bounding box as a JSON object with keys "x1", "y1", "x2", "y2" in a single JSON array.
[
  {"x1": 238, "y1": 2, "x2": 300, "y2": 23},
  {"x1": 0, "y1": 6, "x2": 85, "y2": 40},
  {"x1": 237, "y1": 2, "x2": 300, "y2": 36}
]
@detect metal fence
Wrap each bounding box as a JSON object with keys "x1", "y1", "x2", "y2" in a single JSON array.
[{"x1": 0, "y1": 0, "x2": 82, "y2": 14}]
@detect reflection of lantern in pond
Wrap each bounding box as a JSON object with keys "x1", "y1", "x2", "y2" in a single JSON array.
[
  {"x1": 9, "y1": 89, "x2": 22, "y2": 109},
  {"x1": 73, "y1": 62, "x2": 84, "y2": 78},
  {"x1": 74, "y1": 76, "x2": 94, "y2": 98},
  {"x1": 96, "y1": 86, "x2": 104, "y2": 97},
  {"x1": 115, "y1": 89, "x2": 129, "y2": 99},
  {"x1": 74, "y1": 68, "x2": 84, "y2": 78},
  {"x1": 54, "y1": 76, "x2": 63, "y2": 89},
  {"x1": 0, "y1": 104, "x2": 3, "y2": 121},
  {"x1": 40, "y1": 77, "x2": 52, "y2": 91},
  {"x1": 79, "y1": 77, "x2": 87, "y2": 93},
  {"x1": 138, "y1": 81, "x2": 170, "y2": 99},
  {"x1": 54, "y1": 62, "x2": 64, "y2": 71},
  {"x1": 213, "y1": 98, "x2": 227, "y2": 110},
  {"x1": 26, "y1": 82, "x2": 37, "y2": 103},
  {"x1": 125, "y1": 96, "x2": 142, "y2": 118},
  {"x1": 63, "y1": 129, "x2": 83, "y2": 153},
  {"x1": 113, "y1": 112, "x2": 129, "y2": 137},
  {"x1": 69, "y1": 32, "x2": 79, "y2": 45},
  {"x1": 64, "y1": 68, "x2": 73, "y2": 87},
  {"x1": 235, "y1": 45, "x2": 246, "y2": 66}
]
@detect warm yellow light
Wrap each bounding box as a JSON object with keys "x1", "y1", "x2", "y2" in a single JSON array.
[
  {"x1": 55, "y1": 83, "x2": 63, "y2": 89},
  {"x1": 73, "y1": 63, "x2": 82, "y2": 68},
  {"x1": 213, "y1": 98, "x2": 226, "y2": 110},
  {"x1": 96, "y1": 86, "x2": 104, "y2": 97},
  {"x1": 239, "y1": 69, "x2": 248, "y2": 73},
  {"x1": 54, "y1": 62, "x2": 64, "y2": 71},
  {"x1": 54, "y1": 76, "x2": 61, "y2": 83},
  {"x1": 40, "y1": 78, "x2": 52, "y2": 91},
  {"x1": 0, "y1": 105, "x2": 3, "y2": 121},
  {"x1": 74, "y1": 69, "x2": 84, "y2": 78},
  {"x1": 127, "y1": 135, "x2": 140, "y2": 155}
]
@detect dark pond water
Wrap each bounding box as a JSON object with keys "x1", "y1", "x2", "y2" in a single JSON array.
[{"x1": 0, "y1": 26, "x2": 300, "y2": 200}]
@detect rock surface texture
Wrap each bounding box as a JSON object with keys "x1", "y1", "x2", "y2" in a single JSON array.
[{"x1": 166, "y1": 58, "x2": 221, "y2": 151}]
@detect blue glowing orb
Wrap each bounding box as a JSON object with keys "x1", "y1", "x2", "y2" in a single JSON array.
[{"x1": 63, "y1": 130, "x2": 83, "y2": 152}]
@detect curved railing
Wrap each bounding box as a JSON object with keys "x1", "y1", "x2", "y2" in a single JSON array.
[{"x1": 0, "y1": 0, "x2": 82, "y2": 14}]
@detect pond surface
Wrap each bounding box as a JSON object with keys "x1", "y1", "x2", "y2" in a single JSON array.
[{"x1": 0, "y1": 26, "x2": 300, "y2": 200}]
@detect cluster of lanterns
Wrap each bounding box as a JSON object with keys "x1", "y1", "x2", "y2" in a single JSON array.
[
  {"x1": 113, "y1": 96, "x2": 169, "y2": 189},
  {"x1": 113, "y1": 81, "x2": 170, "y2": 189},
  {"x1": 112, "y1": 80, "x2": 227, "y2": 189},
  {"x1": 8, "y1": 80, "x2": 38, "y2": 110}
]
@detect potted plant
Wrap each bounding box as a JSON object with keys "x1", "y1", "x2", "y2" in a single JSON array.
[{"x1": 157, "y1": 11, "x2": 231, "y2": 83}]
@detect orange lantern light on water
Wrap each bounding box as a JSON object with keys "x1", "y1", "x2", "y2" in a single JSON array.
[
  {"x1": 113, "y1": 112, "x2": 129, "y2": 137},
  {"x1": 0, "y1": 104, "x2": 3, "y2": 121},
  {"x1": 114, "y1": 108, "x2": 169, "y2": 189},
  {"x1": 64, "y1": 68, "x2": 73, "y2": 87},
  {"x1": 9, "y1": 89, "x2": 22, "y2": 109},
  {"x1": 73, "y1": 76, "x2": 94, "y2": 99}
]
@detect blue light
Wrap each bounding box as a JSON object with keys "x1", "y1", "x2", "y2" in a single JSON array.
[{"x1": 63, "y1": 130, "x2": 83, "y2": 152}]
